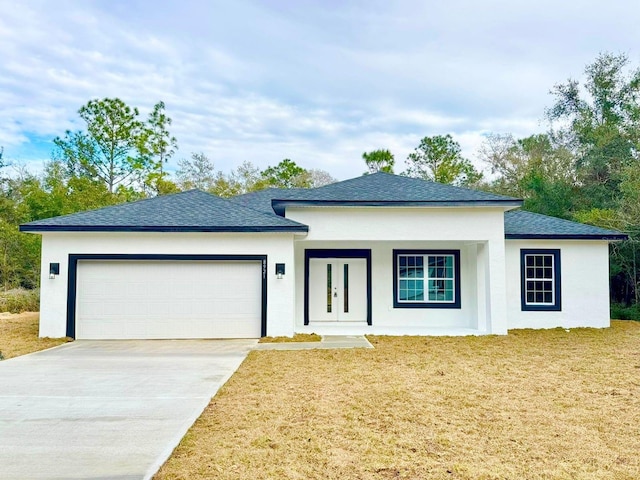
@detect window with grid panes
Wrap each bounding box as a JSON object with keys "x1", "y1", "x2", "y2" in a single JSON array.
[
  {"x1": 393, "y1": 250, "x2": 461, "y2": 308},
  {"x1": 520, "y1": 249, "x2": 561, "y2": 311}
]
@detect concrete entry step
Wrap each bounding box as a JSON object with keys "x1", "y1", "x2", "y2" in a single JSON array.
[{"x1": 253, "y1": 335, "x2": 373, "y2": 351}]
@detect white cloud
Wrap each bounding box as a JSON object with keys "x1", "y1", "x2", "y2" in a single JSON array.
[{"x1": 2, "y1": 0, "x2": 640, "y2": 180}]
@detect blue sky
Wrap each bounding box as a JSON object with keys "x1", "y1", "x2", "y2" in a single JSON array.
[{"x1": 2, "y1": 0, "x2": 640, "y2": 179}]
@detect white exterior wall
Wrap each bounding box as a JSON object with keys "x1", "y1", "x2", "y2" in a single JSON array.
[
  {"x1": 35, "y1": 209, "x2": 612, "y2": 338},
  {"x1": 286, "y1": 207, "x2": 506, "y2": 242},
  {"x1": 294, "y1": 241, "x2": 479, "y2": 330},
  {"x1": 287, "y1": 207, "x2": 509, "y2": 334},
  {"x1": 505, "y1": 240, "x2": 611, "y2": 329},
  {"x1": 38, "y1": 232, "x2": 296, "y2": 338}
]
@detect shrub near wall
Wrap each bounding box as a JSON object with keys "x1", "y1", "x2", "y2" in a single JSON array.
[
  {"x1": 0, "y1": 289, "x2": 40, "y2": 313},
  {"x1": 610, "y1": 303, "x2": 640, "y2": 321}
]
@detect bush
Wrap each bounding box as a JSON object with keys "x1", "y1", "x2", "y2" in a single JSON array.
[
  {"x1": 610, "y1": 303, "x2": 640, "y2": 321},
  {"x1": 0, "y1": 288, "x2": 40, "y2": 313}
]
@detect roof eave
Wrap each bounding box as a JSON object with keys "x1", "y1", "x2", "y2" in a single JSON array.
[
  {"x1": 505, "y1": 233, "x2": 628, "y2": 241},
  {"x1": 272, "y1": 199, "x2": 524, "y2": 216},
  {"x1": 19, "y1": 225, "x2": 309, "y2": 233}
]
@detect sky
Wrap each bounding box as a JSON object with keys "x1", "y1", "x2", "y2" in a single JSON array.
[{"x1": 1, "y1": 0, "x2": 640, "y2": 180}]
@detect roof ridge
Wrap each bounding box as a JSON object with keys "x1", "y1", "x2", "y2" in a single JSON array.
[
  {"x1": 21, "y1": 188, "x2": 309, "y2": 231},
  {"x1": 269, "y1": 172, "x2": 522, "y2": 203},
  {"x1": 231, "y1": 187, "x2": 289, "y2": 199},
  {"x1": 215, "y1": 191, "x2": 307, "y2": 227},
  {"x1": 45, "y1": 188, "x2": 210, "y2": 222},
  {"x1": 387, "y1": 173, "x2": 520, "y2": 200},
  {"x1": 303, "y1": 173, "x2": 372, "y2": 191},
  {"x1": 23, "y1": 189, "x2": 209, "y2": 224}
]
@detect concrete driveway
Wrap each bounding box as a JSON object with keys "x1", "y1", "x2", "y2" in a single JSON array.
[{"x1": 0, "y1": 339, "x2": 256, "y2": 480}]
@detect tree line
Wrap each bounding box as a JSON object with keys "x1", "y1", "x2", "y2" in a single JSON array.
[
  {"x1": 1, "y1": 53, "x2": 639, "y2": 317},
  {"x1": 361, "y1": 53, "x2": 640, "y2": 313}
]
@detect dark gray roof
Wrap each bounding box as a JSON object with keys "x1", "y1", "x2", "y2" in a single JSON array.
[
  {"x1": 504, "y1": 210, "x2": 627, "y2": 240},
  {"x1": 231, "y1": 183, "x2": 626, "y2": 241},
  {"x1": 20, "y1": 189, "x2": 308, "y2": 233},
  {"x1": 229, "y1": 188, "x2": 306, "y2": 214},
  {"x1": 287, "y1": 172, "x2": 521, "y2": 201},
  {"x1": 268, "y1": 172, "x2": 522, "y2": 214},
  {"x1": 19, "y1": 175, "x2": 628, "y2": 241}
]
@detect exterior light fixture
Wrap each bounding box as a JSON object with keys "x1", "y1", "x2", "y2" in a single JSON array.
[
  {"x1": 49, "y1": 263, "x2": 60, "y2": 279},
  {"x1": 275, "y1": 263, "x2": 285, "y2": 279}
]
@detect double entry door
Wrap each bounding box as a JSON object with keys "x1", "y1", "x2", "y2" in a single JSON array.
[{"x1": 308, "y1": 258, "x2": 367, "y2": 322}]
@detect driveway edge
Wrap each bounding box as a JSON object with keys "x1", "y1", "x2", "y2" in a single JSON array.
[{"x1": 143, "y1": 340, "x2": 257, "y2": 480}]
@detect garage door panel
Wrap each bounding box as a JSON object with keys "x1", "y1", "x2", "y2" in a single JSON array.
[{"x1": 75, "y1": 260, "x2": 262, "y2": 339}]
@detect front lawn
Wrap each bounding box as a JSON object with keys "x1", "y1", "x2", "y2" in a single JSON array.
[
  {"x1": 155, "y1": 321, "x2": 640, "y2": 479},
  {"x1": 0, "y1": 312, "x2": 70, "y2": 360},
  {"x1": 259, "y1": 333, "x2": 322, "y2": 343}
]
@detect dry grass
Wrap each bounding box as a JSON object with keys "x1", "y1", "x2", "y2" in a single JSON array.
[
  {"x1": 0, "y1": 312, "x2": 70, "y2": 360},
  {"x1": 259, "y1": 333, "x2": 322, "y2": 343},
  {"x1": 156, "y1": 321, "x2": 640, "y2": 480}
]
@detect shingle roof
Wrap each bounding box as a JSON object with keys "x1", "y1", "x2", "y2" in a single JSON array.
[
  {"x1": 504, "y1": 210, "x2": 627, "y2": 240},
  {"x1": 229, "y1": 188, "x2": 306, "y2": 214},
  {"x1": 231, "y1": 182, "x2": 626, "y2": 240},
  {"x1": 270, "y1": 173, "x2": 521, "y2": 213},
  {"x1": 19, "y1": 189, "x2": 308, "y2": 233},
  {"x1": 19, "y1": 176, "x2": 628, "y2": 241}
]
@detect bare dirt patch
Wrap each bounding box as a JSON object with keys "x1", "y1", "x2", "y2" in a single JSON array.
[
  {"x1": 259, "y1": 333, "x2": 322, "y2": 343},
  {"x1": 0, "y1": 312, "x2": 70, "y2": 359},
  {"x1": 155, "y1": 321, "x2": 640, "y2": 479}
]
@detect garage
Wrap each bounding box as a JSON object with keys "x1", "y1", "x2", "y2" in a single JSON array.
[
  {"x1": 72, "y1": 256, "x2": 265, "y2": 339},
  {"x1": 20, "y1": 190, "x2": 304, "y2": 339}
]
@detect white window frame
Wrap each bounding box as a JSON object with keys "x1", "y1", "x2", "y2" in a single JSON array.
[
  {"x1": 523, "y1": 254, "x2": 555, "y2": 306},
  {"x1": 520, "y1": 249, "x2": 561, "y2": 312},
  {"x1": 393, "y1": 250, "x2": 461, "y2": 309}
]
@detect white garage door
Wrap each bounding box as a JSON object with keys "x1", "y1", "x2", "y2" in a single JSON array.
[{"x1": 75, "y1": 260, "x2": 262, "y2": 339}]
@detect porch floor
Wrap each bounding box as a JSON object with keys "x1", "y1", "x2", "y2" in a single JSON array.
[
  {"x1": 295, "y1": 325, "x2": 489, "y2": 337},
  {"x1": 254, "y1": 335, "x2": 373, "y2": 350}
]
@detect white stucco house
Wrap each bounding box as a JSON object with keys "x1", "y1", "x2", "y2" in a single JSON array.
[{"x1": 20, "y1": 173, "x2": 627, "y2": 339}]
